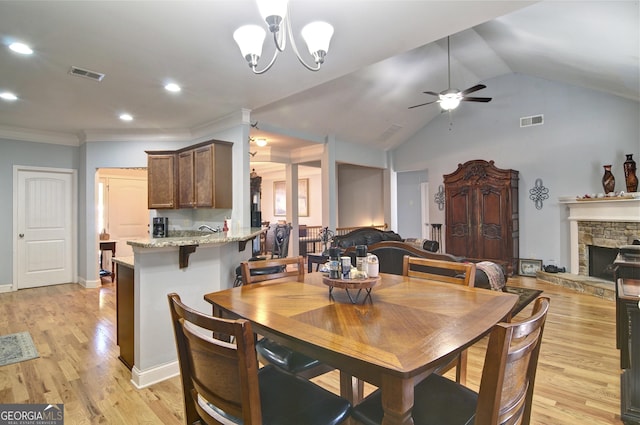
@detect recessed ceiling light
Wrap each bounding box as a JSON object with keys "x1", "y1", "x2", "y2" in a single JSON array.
[
  {"x1": 119, "y1": 113, "x2": 133, "y2": 121},
  {"x1": 164, "y1": 83, "x2": 181, "y2": 92},
  {"x1": 0, "y1": 92, "x2": 18, "y2": 101},
  {"x1": 255, "y1": 138, "x2": 268, "y2": 147},
  {"x1": 9, "y1": 42, "x2": 33, "y2": 55}
]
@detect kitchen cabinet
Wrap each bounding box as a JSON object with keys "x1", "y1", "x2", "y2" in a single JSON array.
[
  {"x1": 443, "y1": 159, "x2": 519, "y2": 275},
  {"x1": 147, "y1": 152, "x2": 177, "y2": 209},
  {"x1": 115, "y1": 260, "x2": 134, "y2": 370},
  {"x1": 147, "y1": 140, "x2": 232, "y2": 209}
]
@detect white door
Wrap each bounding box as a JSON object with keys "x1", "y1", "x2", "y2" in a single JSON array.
[
  {"x1": 105, "y1": 176, "x2": 149, "y2": 259},
  {"x1": 420, "y1": 182, "x2": 430, "y2": 239},
  {"x1": 16, "y1": 167, "x2": 75, "y2": 289}
]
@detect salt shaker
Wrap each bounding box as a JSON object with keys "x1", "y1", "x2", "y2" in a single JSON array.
[
  {"x1": 328, "y1": 248, "x2": 341, "y2": 279},
  {"x1": 355, "y1": 245, "x2": 368, "y2": 273},
  {"x1": 367, "y1": 254, "x2": 379, "y2": 277}
]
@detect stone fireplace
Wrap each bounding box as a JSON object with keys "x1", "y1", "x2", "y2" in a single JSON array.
[
  {"x1": 579, "y1": 221, "x2": 638, "y2": 280},
  {"x1": 561, "y1": 197, "x2": 640, "y2": 278}
]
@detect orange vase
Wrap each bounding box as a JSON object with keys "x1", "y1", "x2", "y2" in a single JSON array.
[{"x1": 602, "y1": 165, "x2": 615, "y2": 194}]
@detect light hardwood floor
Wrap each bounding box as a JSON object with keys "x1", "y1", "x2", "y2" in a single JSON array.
[{"x1": 0, "y1": 275, "x2": 623, "y2": 424}]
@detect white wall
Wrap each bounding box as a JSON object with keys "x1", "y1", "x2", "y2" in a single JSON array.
[
  {"x1": 337, "y1": 164, "x2": 385, "y2": 227},
  {"x1": 393, "y1": 73, "x2": 640, "y2": 268},
  {"x1": 258, "y1": 166, "x2": 322, "y2": 225}
]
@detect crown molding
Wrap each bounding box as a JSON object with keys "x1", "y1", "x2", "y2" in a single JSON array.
[
  {"x1": 0, "y1": 125, "x2": 80, "y2": 146},
  {"x1": 81, "y1": 129, "x2": 192, "y2": 143}
]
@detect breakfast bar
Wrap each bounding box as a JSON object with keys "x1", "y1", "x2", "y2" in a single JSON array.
[{"x1": 123, "y1": 227, "x2": 263, "y2": 388}]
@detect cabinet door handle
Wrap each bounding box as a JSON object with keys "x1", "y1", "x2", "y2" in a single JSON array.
[{"x1": 19, "y1": 233, "x2": 24, "y2": 238}]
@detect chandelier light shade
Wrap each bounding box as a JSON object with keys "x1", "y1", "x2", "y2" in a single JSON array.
[
  {"x1": 234, "y1": 0, "x2": 334, "y2": 74},
  {"x1": 257, "y1": 0, "x2": 288, "y2": 29},
  {"x1": 301, "y1": 21, "x2": 334, "y2": 63}
]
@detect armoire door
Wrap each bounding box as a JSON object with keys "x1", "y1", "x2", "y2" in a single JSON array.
[
  {"x1": 446, "y1": 186, "x2": 474, "y2": 257},
  {"x1": 476, "y1": 184, "x2": 508, "y2": 262}
]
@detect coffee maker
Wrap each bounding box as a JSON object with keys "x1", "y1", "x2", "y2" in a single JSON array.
[{"x1": 152, "y1": 217, "x2": 168, "y2": 238}]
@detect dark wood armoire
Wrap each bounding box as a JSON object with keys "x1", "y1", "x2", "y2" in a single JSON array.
[{"x1": 443, "y1": 160, "x2": 519, "y2": 275}]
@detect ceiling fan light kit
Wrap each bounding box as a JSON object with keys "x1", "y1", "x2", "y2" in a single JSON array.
[
  {"x1": 439, "y1": 90, "x2": 462, "y2": 110},
  {"x1": 410, "y1": 36, "x2": 492, "y2": 111},
  {"x1": 234, "y1": 0, "x2": 334, "y2": 74}
]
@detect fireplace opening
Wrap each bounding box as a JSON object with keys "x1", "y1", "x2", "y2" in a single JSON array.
[{"x1": 588, "y1": 245, "x2": 618, "y2": 282}]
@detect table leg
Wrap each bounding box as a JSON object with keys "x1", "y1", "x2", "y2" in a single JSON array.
[
  {"x1": 380, "y1": 375, "x2": 415, "y2": 425},
  {"x1": 339, "y1": 370, "x2": 364, "y2": 405}
]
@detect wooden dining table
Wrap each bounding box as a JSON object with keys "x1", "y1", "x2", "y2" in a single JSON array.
[{"x1": 204, "y1": 272, "x2": 518, "y2": 425}]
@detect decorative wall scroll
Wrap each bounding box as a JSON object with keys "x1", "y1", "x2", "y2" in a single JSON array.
[
  {"x1": 434, "y1": 185, "x2": 445, "y2": 210},
  {"x1": 529, "y1": 178, "x2": 549, "y2": 210}
]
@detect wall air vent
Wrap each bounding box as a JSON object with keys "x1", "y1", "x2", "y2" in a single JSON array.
[
  {"x1": 520, "y1": 114, "x2": 544, "y2": 127},
  {"x1": 69, "y1": 66, "x2": 105, "y2": 82}
]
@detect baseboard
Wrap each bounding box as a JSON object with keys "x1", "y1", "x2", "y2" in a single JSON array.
[
  {"x1": 0, "y1": 284, "x2": 13, "y2": 293},
  {"x1": 78, "y1": 277, "x2": 101, "y2": 289},
  {"x1": 130, "y1": 361, "x2": 180, "y2": 389}
]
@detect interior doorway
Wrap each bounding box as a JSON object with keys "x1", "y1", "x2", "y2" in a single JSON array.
[
  {"x1": 14, "y1": 166, "x2": 77, "y2": 290},
  {"x1": 97, "y1": 168, "x2": 149, "y2": 275}
]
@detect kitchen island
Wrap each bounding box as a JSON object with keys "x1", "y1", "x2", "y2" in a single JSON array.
[{"x1": 124, "y1": 227, "x2": 263, "y2": 388}]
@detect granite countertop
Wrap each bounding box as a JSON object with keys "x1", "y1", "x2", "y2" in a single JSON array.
[
  {"x1": 112, "y1": 256, "x2": 134, "y2": 268},
  {"x1": 126, "y1": 227, "x2": 265, "y2": 249}
]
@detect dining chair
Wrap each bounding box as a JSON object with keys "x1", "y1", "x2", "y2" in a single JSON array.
[
  {"x1": 403, "y1": 255, "x2": 476, "y2": 384},
  {"x1": 168, "y1": 293, "x2": 351, "y2": 425},
  {"x1": 240, "y1": 256, "x2": 335, "y2": 379},
  {"x1": 232, "y1": 223, "x2": 294, "y2": 287},
  {"x1": 240, "y1": 256, "x2": 305, "y2": 285},
  {"x1": 402, "y1": 254, "x2": 476, "y2": 287},
  {"x1": 351, "y1": 296, "x2": 550, "y2": 425}
]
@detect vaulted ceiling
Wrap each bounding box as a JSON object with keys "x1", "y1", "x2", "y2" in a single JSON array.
[{"x1": 0, "y1": 1, "x2": 638, "y2": 152}]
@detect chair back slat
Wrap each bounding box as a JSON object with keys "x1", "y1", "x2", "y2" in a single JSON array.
[
  {"x1": 241, "y1": 256, "x2": 305, "y2": 285},
  {"x1": 475, "y1": 297, "x2": 550, "y2": 425},
  {"x1": 402, "y1": 255, "x2": 476, "y2": 287},
  {"x1": 168, "y1": 293, "x2": 263, "y2": 425}
]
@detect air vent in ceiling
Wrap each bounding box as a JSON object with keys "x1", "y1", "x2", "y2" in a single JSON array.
[
  {"x1": 378, "y1": 124, "x2": 402, "y2": 141},
  {"x1": 69, "y1": 66, "x2": 105, "y2": 82},
  {"x1": 520, "y1": 114, "x2": 544, "y2": 127}
]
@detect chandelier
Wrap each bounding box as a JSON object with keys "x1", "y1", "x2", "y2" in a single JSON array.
[{"x1": 233, "y1": 0, "x2": 334, "y2": 74}]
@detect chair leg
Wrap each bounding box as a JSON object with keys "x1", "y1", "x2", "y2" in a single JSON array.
[{"x1": 233, "y1": 276, "x2": 243, "y2": 287}]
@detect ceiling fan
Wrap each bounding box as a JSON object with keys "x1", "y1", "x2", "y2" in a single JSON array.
[{"x1": 409, "y1": 36, "x2": 492, "y2": 111}]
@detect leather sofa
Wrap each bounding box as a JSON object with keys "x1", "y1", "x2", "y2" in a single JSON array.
[
  {"x1": 342, "y1": 240, "x2": 495, "y2": 290},
  {"x1": 332, "y1": 227, "x2": 403, "y2": 249}
]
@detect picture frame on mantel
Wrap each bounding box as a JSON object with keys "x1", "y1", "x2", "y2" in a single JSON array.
[
  {"x1": 273, "y1": 179, "x2": 309, "y2": 217},
  {"x1": 518, "y1": 258, "x2": 543, "y2": 277}
]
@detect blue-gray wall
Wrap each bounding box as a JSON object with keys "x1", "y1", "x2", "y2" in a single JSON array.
[
  {"x1": 0, "y1": 139, "x2": 80, "y2": 285},
  {"x1": 393, "y1": 73, "x2": 640, "y2": 268}
]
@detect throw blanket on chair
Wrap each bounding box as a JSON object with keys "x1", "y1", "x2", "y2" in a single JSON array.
[{"x1": 475, "y1": 261, "x2": 506, "y2": 291}]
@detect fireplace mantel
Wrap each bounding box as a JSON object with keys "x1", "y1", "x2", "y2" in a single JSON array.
[{"x1": 560, "y1": 195, "x2": 640, "y2": 274}]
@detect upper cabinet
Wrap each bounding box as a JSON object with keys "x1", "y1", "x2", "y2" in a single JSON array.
[
  {"x1": 147, "y1": 152, "x2": 177, "y2": 209},
  {"x1": 147, "y1": 140, "x2": 232, "y2": 210}
]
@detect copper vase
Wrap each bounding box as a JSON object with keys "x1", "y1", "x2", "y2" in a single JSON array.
[
  {"x1": 623, "y1": 154, "x2": 638, "y2": 193},
  {"x1": 602, "y1": 165, "x2": 615, "y2": 194}
]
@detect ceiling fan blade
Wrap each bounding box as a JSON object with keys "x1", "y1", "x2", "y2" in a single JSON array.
[
  {"x1": 408, "y1": 100, "x2": 438, "y2": 109},
  {"x1": 422, "y1": 91, "x2": 440, "y2": 97},
  {"x1": 462, "y1": 97, "x2": 492, "y2": 102},
  {"x1": 461, "y1": 84, "x2": 487, "y2": 96}
]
